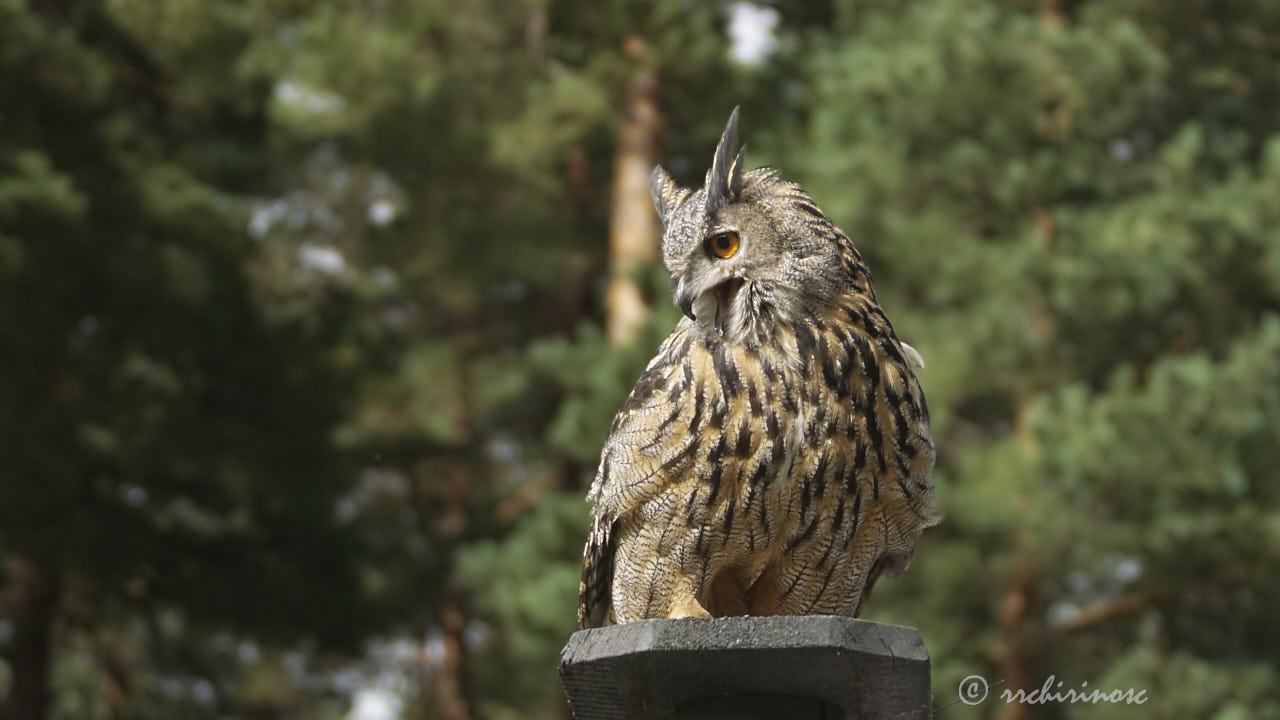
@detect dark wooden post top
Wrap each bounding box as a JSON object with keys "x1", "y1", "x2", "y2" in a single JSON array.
[{"x1": 558, "y1": 616, "x2": 931, "y2": 720}]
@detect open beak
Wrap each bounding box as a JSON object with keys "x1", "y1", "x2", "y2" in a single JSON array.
[
  {"x1": 674, "y1": 276, "x2": 746, "y2": 330},
  {"x1": 712, "y1": 277, "x2": 745, "y2": 335}
]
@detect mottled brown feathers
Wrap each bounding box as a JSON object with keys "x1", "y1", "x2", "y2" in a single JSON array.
[{"x1": 578, "y1": 110, "x2": 939, "y2": 629}]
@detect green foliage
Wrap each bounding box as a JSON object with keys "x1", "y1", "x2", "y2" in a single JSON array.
[
  {"x1": 530, "y1": 278, "x2": 682, "y2": 464},
  {"x1": 455, "y1": 494, "x2": 586, "y2": 720},
  {"x1": 789, "y1": 0, "x2": 1280, "y2": 715},
  {"x1": 1084, "y1": 640, "x2": 1280, "y2": 720}
]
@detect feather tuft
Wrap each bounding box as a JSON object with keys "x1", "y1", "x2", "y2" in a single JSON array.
[{"x1": 705, "y1": 107, "x2": 745, "y2": 216}]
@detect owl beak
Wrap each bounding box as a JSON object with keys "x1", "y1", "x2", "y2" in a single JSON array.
[{"x1": 675, "y1": 279, "x2": 697, "y2": 321}]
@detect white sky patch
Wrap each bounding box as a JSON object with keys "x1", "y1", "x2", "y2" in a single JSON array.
[
  {"x1": 237, "y1": 641, "x2": 260, "y2": 664},
  {"x1": 192, "y1": 679, "x2": 216, "y2": 706},
  {"x1": 368, "y1": 199, "x2": 396, "y2": 226},
  {"x1": 728, "y1": 3, "x2": 779, "y2": 65},
  {"x1": 299, "y1": 243, "x2": 346, "y2": 273},
  {"x1": 1112, "y1": 557, "x2": 1143, "y2": 583},
  {"x1": 346, "y1": 688, "x2": 403, "y2": 720},
  {"x1": 424, "y1": 627, "x2": 446, "y2": 664},
  {"x1": 249, "y1": 199, "x2": 288, "y2": 238},
  {"x1": 275, "y1": 81, "x2": 346, "y2": 114},
  {"x1": 1048, "y1": 601, "x2": 1081, "y2": 627}
]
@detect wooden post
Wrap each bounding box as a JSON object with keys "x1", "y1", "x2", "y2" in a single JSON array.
[{"x1": 559, "y1": 616, "x2": 931, "y2": 720}]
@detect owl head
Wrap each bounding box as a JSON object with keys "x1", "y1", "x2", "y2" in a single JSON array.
[{"x1": 651, "y1": 108, "x2": 854, "y2": 345}]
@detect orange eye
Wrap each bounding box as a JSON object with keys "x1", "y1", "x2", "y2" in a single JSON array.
[{"x1": 706, "y1": 231, "x2": 740, "y2": 259}]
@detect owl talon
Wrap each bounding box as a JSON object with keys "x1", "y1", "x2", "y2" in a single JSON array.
[{"x1": 666, "y1": 596, "x2": 712, "y2": 620}]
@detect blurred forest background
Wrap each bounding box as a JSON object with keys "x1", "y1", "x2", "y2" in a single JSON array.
[{"x1": 2, "y1": 0, "x2": 1279, "y2": 719}]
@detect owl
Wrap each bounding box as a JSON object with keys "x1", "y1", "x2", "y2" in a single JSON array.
[{"x1": 578, "y1": 108, "x2": 939, "y2": 629}]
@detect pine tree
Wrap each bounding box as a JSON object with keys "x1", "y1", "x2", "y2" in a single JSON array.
[
  {"x1": 785, "y1": 1, "x2": 1280, "y2": 717},
  {"x1": 0, "y1": 2, "x2": 378, "y2": 718}
]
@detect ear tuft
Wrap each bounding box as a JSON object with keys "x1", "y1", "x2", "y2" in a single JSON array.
[
  {"x1": 705, "y1": 106, "x2": 745, "y2": 216},
  {"x1": 650, "y1": 165, "x2": 685, "y2": 227}
]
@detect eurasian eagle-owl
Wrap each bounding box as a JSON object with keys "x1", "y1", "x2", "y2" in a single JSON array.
[{"x1": 578, "y1": 108, "x2": 939, "y2": 628}]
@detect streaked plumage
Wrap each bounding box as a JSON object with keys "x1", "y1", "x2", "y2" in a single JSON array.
[{"x1": 578, "y1": 109, "x2": 939, "y2": 628}]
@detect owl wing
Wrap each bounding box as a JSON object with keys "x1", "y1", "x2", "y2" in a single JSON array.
[
  {"x1": 577, "y1": 326, "x2": 695, "y2": 628},
  {"x1": 577, "y1": 512, "x2": 617, "y2": 628}
]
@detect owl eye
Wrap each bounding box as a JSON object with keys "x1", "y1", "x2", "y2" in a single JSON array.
[{"x1": 706, "y1": 231, "x2": 740, "y2": 259}]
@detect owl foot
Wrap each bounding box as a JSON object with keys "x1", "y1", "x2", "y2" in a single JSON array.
[{"x1": 666, "y1": 595, "x2": 712, "y2": 620}]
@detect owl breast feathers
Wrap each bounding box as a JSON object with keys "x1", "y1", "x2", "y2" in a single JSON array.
[{"x1": 578, "y1": 109, "x2": 940, "y2": 629}]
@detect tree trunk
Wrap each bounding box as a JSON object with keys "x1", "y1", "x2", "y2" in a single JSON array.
[
  {"x1": 3, "y1": 556, "x2": 58, "y2": 720},
  {"x1": 433, "y1": 599, "x2": 472, "y2": 720},
  {"x1": 1038, "y1": 0, "x2": 1064, "y2": 25},
  {"x1": 427, "y1": 331, "x2": 475, "y2": 720},
  {"x1": 605, "y1": 35, "x2": 662, "y2": 346},
  {"x1": 995, "y1": 559, "x2": 1035, "y2": 720}
]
